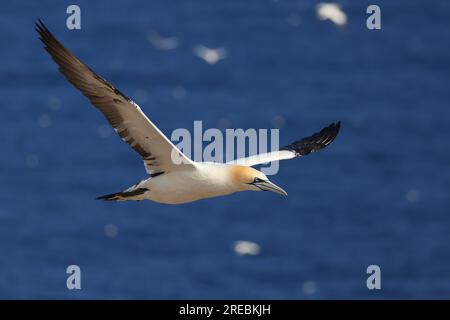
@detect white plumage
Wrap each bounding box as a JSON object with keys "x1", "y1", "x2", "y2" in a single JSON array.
[{"x1": 316, "y1": 3, "x2": 348, "y2": 27}]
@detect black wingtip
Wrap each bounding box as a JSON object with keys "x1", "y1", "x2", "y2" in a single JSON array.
[
  {"x1": 35, "y1": 19, "x2": 45, "y2": 32},
  {"x1": 35, "y1": 19, "x2": 52, "y2": 39},
  {"x1": 35, "y1": 19, "x2": 48, "y2": 40},
  {"x1": 328, "y1": 121, "x2": 341, "y2": 137},
  {"x1": 329, "y1": 121, "x2": 341, "y2": 130},
  {"x1": 321, "y1": 121, "x2": 341, "y2": 145},
  {"x1": 281, "y1": 121, "x2": 341, "y2": 156}
]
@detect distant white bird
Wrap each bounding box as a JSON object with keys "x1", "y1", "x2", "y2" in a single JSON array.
[
  {"x1": 193, "y1": 45, "x2": 227, "y2": 65},
  {"x1": 36, "y1": 21, "x2": 341, "y2": 204},
  {"x1": 233, "y1": 241, "x2": 261, "y2": 256},
  {"x1": 147, "y1": 30, "x2": 179, "y2": 50},
  {"x1": 316, "y1": 3, "x2": 347, "y2": 27}
]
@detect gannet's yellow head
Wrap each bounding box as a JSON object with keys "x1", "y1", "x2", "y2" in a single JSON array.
[{"x1": 229, "y1": 165, "x2": 287, "y2": 196}]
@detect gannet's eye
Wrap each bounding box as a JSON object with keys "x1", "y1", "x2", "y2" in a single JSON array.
[{"x1": 253, "y1": 177, "x2": 265, "y2": 183}]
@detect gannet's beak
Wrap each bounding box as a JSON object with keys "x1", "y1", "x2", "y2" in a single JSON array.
[{"x1": 253, "y1": 180, "x2": 288, "y2": 196}]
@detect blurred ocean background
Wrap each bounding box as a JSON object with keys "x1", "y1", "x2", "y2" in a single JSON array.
[{"x1": 1, "y1": 0, "x2": 449, "y2": 299}]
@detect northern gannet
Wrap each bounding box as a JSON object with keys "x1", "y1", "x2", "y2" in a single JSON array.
[
  {"x1": 193, "y1": 45, "x2": 227, "y2": 65},
  {"x1": 147, "y1": 30, "x2": 179, "y2": 51},
  {"x1": 36, "y1": 21, "x2": 341, "y2": 204},
  {"x1": 316, "y1": 3, "x2": 348, "y2": 27}
]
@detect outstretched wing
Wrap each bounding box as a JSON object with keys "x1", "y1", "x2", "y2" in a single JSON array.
[
  {"x1": 36, "y1": 21, "x2": 194, "y2": 176},
  {"x1": 228, "y1": 122, "x2": 341, "y2": 167}
]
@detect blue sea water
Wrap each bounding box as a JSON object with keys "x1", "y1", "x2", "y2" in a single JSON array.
[{"x1": 1, "y1": 0, "x2": 450, "y2": 299}]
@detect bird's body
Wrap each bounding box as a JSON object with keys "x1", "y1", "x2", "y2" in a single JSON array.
[
  {"x1": 193, "y1": 45, "x2": 227, "y2": 64},
  {"x1": 316, "y1": 3, "x2": 347, "y2": 27},
  {"x1": 36, "y1": 21, "x2": 341, "y2": 205},
  {"x1": 121, "y1": 163, "x2": 244, "y2": 204},
  {"x1": 147, "y1": 30, "x2": 179, "y2": 50}
]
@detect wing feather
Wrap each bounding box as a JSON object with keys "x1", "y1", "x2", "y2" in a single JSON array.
[
  {"x1": 228, "y1": 122, "x2": 340, "y2": 167},
  {"x1": 36, "y1": 21, "x2": 194, "y2": 175}
]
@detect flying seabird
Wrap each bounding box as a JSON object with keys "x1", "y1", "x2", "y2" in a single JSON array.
[
  {"x1": 36, "y1": 21, "x2": 341, "y2": 204},
  {"x1": 193, "y1": 45, "x2": 227, "y2": 65},
  {"x1": 147, "y1": 30, "x2": 179, "y2": 51},
  {"x1": 316, "y1": 3, "x2": 348, "y2": 27}
]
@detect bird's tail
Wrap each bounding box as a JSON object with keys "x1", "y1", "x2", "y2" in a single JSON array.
[{"x1": 96, "y1": 188, "x2": 149, "y2": 201}]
